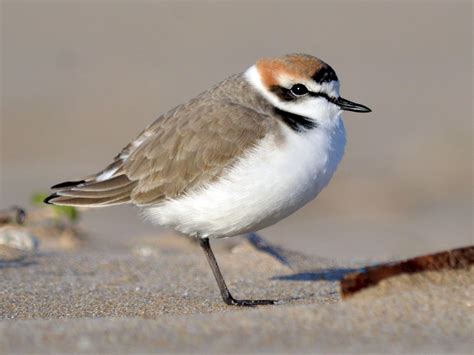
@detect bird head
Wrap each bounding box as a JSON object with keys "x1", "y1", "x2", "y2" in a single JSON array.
[{"x1": 245, "y1": 54, "x2": 371, "y2": 128}]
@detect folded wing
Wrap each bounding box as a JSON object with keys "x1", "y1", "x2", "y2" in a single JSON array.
[{"x1": 45, "y1": 99, "x2": 272, "y2": 207}]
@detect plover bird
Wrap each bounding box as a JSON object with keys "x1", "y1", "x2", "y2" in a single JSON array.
[{"x1": 46, "y1": 54, "x2": 371, "y2": 306}]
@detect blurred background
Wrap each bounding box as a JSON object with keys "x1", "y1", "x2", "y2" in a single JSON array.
[{"x1": 1, "y1": 1, "x2": 472, "y2": 260}]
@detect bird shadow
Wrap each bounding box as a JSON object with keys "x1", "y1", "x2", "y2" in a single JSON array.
[
  {"x1": 243, "y1": 233, "x2": 365, "y2": 283},
  {"x1": 272, "y1": 267, "x2": 361, "y2": 282},
  {"x1": 245, "y1": 232, "x2": 291, "y2": 267}
]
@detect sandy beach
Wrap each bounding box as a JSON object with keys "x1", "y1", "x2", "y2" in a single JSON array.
[
  {"x1": 1, "y1": 1, "x2": 472, "y2": 353},
  {"x1": 0, "y1": 232, "x2": 472, "y2": 353}
]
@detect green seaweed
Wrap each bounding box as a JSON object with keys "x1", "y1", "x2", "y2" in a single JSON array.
[{"x1": 32, "y1": 193, "x2": 80, "y2": 222}]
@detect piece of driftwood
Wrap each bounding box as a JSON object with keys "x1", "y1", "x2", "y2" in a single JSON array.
[{"x1": 341, "y1": 245, "x2": 474, "y2": 298}]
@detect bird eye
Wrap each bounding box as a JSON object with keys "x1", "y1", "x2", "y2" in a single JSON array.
[{"x1": 290, "y1": 84, "x2": 309, "y2": 96}]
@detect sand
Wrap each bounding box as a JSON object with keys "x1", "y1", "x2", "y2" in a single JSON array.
[{"x1": 0, "y1": 234, "x2": 472, "y2": 354}]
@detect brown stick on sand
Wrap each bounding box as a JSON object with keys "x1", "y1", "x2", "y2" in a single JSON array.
[{"x1": 340, "y1": 245, "x2": 474, "y2": 298}]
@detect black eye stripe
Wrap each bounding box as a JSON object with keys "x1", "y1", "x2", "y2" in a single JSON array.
[
  {"x1": 270, "y1": 85, "x2": 337, "y2": 104},
  {"x1": 269, "y1": 85, "x2": 295, "y2": 101},
  {"x1": 308, "y1": 91, "x2": 338, "y2": 104}
]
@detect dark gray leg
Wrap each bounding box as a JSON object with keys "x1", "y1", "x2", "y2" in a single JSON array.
[{"x1": 198, "y1": 237, "x2": 277, "y2": 306}]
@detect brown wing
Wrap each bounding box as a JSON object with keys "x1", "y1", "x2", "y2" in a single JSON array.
[
  {"x1": 126, "y1": 99, "x2": 272, "y2": 205},
  {"x1": 45, "y1": 98, "x2": 273, "y2": 207}
]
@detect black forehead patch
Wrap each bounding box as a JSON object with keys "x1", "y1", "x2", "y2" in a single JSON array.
[{"x1": 312, "y1": 65, "x2": 338, "y2": 83}]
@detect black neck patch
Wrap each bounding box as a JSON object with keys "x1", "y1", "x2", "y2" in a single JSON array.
[{"x1": 274, "y1": 107, "x2": 317, "y2": 132}]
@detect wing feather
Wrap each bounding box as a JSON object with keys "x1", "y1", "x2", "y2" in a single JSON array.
[
  {"x1": 46, "y1": 87, "x2": 274, "y2": 208},
  {"x1": 125, "y1": 100, "x2": 272, "y2": 206}
]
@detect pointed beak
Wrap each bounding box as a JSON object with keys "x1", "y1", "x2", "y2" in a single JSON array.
[{"x1": 335, "y1": 97, "x2": 371, "y2": 113}]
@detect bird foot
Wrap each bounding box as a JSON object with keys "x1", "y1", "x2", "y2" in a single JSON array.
[{"x1": 224, "y1": 297, "x2": 280, "y2": 307}]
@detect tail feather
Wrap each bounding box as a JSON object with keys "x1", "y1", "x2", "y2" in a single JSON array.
[
  {"x1": 51, "y1": 183, "x2": 135, "y2": 199},
  {"x1": 44, "y1": 193, "x2": 60, "y2": 205},
  {"x1": 45, "y1": 192, "x2": 131, "y2": 207},
  {"x1": 45, "y1": 174, "x2": 136, "y2": 208},
  {"x1": 72, "y1": 175, "x2": 131, "y2": 191},
  {"x1": 51, "y1": 180, "x2": 86, "y2": 189}
]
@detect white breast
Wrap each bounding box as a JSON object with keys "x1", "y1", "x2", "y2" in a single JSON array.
[{"x1": 144, "y1": 119, "x2": 346, "y2": 238}]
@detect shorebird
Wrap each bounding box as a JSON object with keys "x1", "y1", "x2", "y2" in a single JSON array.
[{"x1": 45, "y1": 54, "x2": 371, "y2": 306}]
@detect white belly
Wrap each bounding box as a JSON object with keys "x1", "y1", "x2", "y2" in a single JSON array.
[{"x1": 144, "y1": 119, "x2": 346, "y2": 238}]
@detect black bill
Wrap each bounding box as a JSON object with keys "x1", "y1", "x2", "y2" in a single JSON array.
[{"x1": 335, "y1": 97, "x2": 371, "y2": 113}]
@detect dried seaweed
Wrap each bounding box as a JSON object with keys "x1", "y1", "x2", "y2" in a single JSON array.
[{"x1": 341, "y1": 246, "x2": 474, "y2": 297}]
